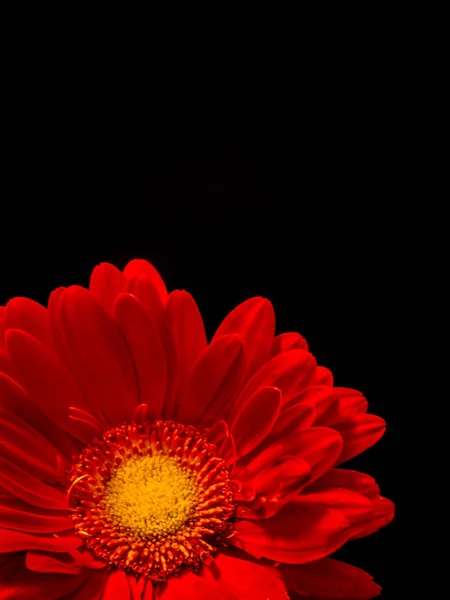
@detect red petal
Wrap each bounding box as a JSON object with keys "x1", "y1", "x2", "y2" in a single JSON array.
[
  {"x1": 239, "y1": 427, "x2": 341, "y2": 486},
  {"x1": 5, "y1": 329, "x2": 97, "y2": 444},
  {"x1": 296, "y1": 387, "x2": 368, "y2": 428},
  {"x1": 213, "y1": 297, "x2": 275, "y2": 379},
  {"x1": 70, "y1": 570, "x2": 107, "y2": 600},
  {"x1": 0, "y1": 353, "x2": 9, "y2": 378},
  {"x1": 350, "y1": 495, "x2": 395, "y2": 539},
  {"x1": 234, "y1": 457, "x2": 311, "y2": 519},
  {"x1": 335, "y1": 387, "x2": 369, "y2": 416},
  {"x1": 101, "y1": 568, "x2": 131, "y2": 599},
  {"x1": 236, "y1": 350, "x2": 316, "y2": 411},
  {"x1": 177, "y1": 334, "x2": 245, "y2": 426},
  {"x1": 54, "y1": 286, "x2": 138, "y2": 426},
  {"x1": 165, "y1": 290, "x2": 207, "y2": 420},
  {"x1": 0, "y1": 555, "x2": 89, "y2": 600},
  {"x1": 0, "y1": 307, "x2": 5, "y2": 351},
  {"x1": 235, "y1": 427, "x2": 342, "y2": 519},
  {"x1": 230, "y1": 387, "x2": 282, "y2": 459},
  {"x1": 313, "y1": 366, "x2": 334, "y2": 386},
  {"x1": 51, "y1": 533, "x2": 106, "y2": 570},
  {"x1": 157, "y1": 553, "x2": 285, "y2": 600},
  {"x1": 335, "y1": 414, "x2": 386, "y2": 464},
  {"x1": 306, "y1": 468, "x2": 380, "y2": 500},
  {"x1": 208, "y1": 552, "x2": 288, "y2": 599},
  {"x1": 0, "y1": 529, "x2": 70, "y2": 553},
  {"x1": 291, "y1": 428, "x2": 343, "y2": 484},
  {"x1": 125, "y1": 275, "x2": 166, "y2": 334},
  {"x1": 4, "y1": 298, "x2": 52, "y2": 348},
  {"x1": 1, "y1": 365, "x2": 81, "y2": 463},
  {"x1": 302, "y1": 472, "x2": 394, "y2": 540},
  {"x1": 0, "y1": 406, "x2": 66, "y2": 484},
  {"x1": 26, "y1": 551, "x2": 81, "y2": 575},
  {"x1": 304, "y1": 386, "x2": 341, "y2": 424},
  {"x1": 233, "y1": 502, "x2": 348, "y2": 563},
  {"x1": 142, "y1": 584, "x2": 154, "y2": 600},
  {"x1": 237, "y1": 426, "x2": 341, "y2": 484},
  {"x1": 204, "y1": 420, "x2": 229, "y2": 446},
  {"x1": 279, "y1": 558, "x2": 381, "y2": 598},
  {"x1": 270, "y1": 332, "x2": 309, "y2": 356},
  {"x1": 266, "y1": 400, "x2": 316, "y2": 442},
  {"x1": 123, "y1": 259, "x2": 168, "y2": 303},
  {"x1": 89, "y1": 262, "x2": 127, "y2": 313},
  {"x1": 128, "y1": 573, "x2": 150, "y2": 600},
  {"x1": 114, "y1": 293, "x2": 166, "y2": 420},
  {"x1": 250, "y1": 457, "x2": 311, "y2": 494},
  {"x1": 295, "y1": 487, "x2": 373, "y2": 521},
  {"x1": 0, "y1": 497, "x2": 72, "y2": 533},
  {"x1": 156, "y1": 572, "x2": 227, "y2": 600},
  {"x1": 0, "y1": 458, "x2": 66, "y2": 510}
]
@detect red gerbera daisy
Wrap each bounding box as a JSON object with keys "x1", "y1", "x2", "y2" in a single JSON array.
[{"x1": 0, "y1": 259, "x2": 394, "y2": 599}]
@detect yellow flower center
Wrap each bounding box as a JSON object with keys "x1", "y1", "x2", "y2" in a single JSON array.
[
  {"x1": 104, "y1": 454, "x2": 198, "y2": 538},
  {"x1": 67, "y1": 420, "x2": 235, "y2": 580}
]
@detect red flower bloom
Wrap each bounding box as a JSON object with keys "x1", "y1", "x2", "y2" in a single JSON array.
[{"x1": 0, "y1": 259, "x2": 394, "y2": 599}]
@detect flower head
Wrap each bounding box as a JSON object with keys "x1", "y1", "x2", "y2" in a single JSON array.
[{"x1": 0, "y1": 259, "x2": 394, "y2": 599}]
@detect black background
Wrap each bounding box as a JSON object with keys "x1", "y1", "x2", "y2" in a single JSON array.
[{"x1": 1, "y1": 119, "x2": 405, "y2": 597}]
